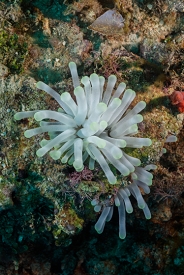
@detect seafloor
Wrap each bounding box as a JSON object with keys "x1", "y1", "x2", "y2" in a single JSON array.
[{"x1": 0, "y1": 0, "x2": 184, "y2": 274}]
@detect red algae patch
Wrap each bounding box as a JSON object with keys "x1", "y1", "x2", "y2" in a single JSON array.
[{"x1": 170, "y1": 91, "x2": 184, "y2": 112}]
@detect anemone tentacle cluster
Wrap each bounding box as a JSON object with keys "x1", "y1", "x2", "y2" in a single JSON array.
[
  {"x1": 92, "y1": 164, "x2": 157, "y2": 239},
  {"x1": 14, "y1": 62, "x2": 155, "y2": 238},
  {"x1": 15, "y1": 62, "x2": 152, "y2": 184}
]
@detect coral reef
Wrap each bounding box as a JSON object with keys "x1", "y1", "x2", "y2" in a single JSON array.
[{"x1": 0, "y1": 0, "x2": 184, "y2": 274}]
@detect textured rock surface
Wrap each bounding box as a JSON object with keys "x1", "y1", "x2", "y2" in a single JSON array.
[{"x1": 0, "y1": 0, "x2": 184, "y2": 274}]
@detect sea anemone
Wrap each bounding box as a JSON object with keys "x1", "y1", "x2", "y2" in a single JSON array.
[
  {"x1": 14, "y1": 62, "x2": 152, "y2": 184},
  {"x1": 14, "y1": 62, "x2": 155, "y2": 238}
]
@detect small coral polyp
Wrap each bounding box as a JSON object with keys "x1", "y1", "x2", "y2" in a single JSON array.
[{"x1": 15, "y1": 62, "x2": 154, "y2": 238}]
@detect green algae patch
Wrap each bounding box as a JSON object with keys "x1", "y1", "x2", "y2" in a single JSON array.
[
  {"x1": 53, "y1": 204, "x2": 84, "y2": 245},
  {"x1": 0, "y1": 30, "x2": 27, "y2": 74},
  {"x1": 0, "y1": 176, "x2": 15, "y2": 208}
]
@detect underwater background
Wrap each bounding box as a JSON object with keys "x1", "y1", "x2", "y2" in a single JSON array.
[{"x1": 0, "y1": 0, "x2": 184, "y2": 274}]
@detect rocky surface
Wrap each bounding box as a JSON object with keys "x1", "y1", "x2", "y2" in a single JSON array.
[{"x1": 0, "y1": 0, "x2": 184, "y2": 274}]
